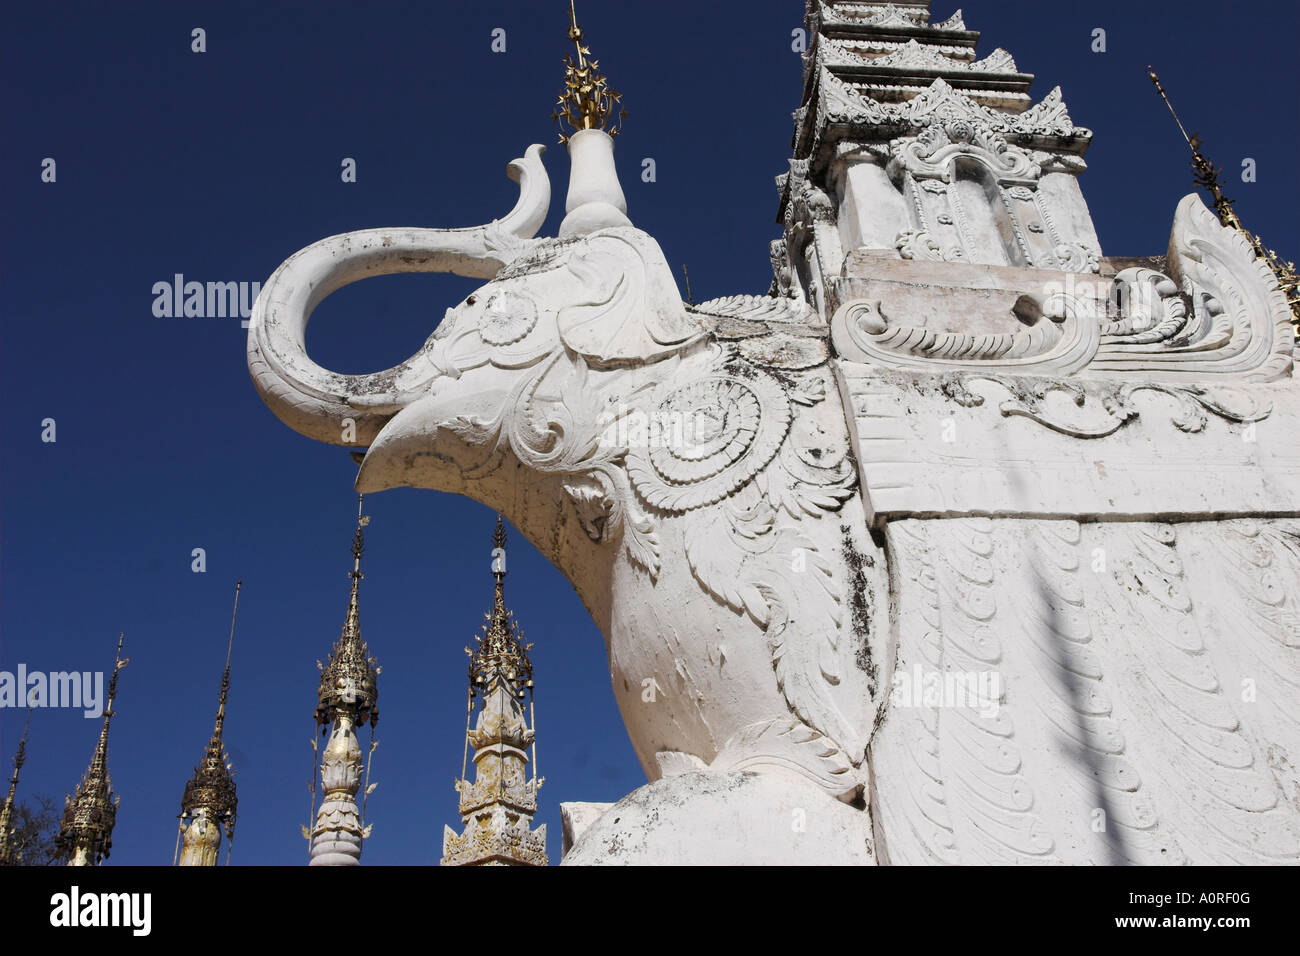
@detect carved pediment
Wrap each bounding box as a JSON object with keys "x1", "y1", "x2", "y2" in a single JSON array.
[
  {"x1": 812, "y1": 71, "x2": 1091, "y2": 150},
  {"x1": 833, "y1": 37, "x2": 1018, "y2": 74}
]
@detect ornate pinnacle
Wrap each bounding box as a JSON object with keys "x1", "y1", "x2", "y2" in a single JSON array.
[
  {"x1": 1148, "y1": 67, "x2": 1300, "y2": 333},
  {"x1": 553, "y1": 0, "x2": 627, "y2": 144},
  {"x1": 443, "y1": 516, "x2": 546, "y2": 866},
  {"x1": 316, "y1": 495, "x2": 379, "y2": 728},
  {"x1": 0, "y1": 710, "x2": 32, "y2": 866},
  {"x1": 179, "y1": 581, "x2": 241, "y2": 843},
  {"x1": 56, "y1": 633, "x2": 128, "y2": 866},
  {"x1": 469, "y1": 516, "x2": 534, "y2": 695}
]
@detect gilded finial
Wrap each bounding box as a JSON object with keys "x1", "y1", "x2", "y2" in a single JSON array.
[
  {"x1": 316, "y1": 496, "x2": 379, "y2": 728},
  {"x1": 56, "y1": 633, "x2": 128, "y2": 866},
  {"x1": 178, "y1": 582, "x2": 242, "y2": 854},
  {"x1": 553, "y1": 0, "x2": 627, "y2": 144},
  {"x1": 1149, "y1": 67, "x2": 1299, "y2": 333},
  {"x1": 469, "y1": 516, "x2": 533, "y2": 693}
]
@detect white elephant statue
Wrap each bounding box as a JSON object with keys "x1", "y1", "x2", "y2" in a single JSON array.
[{"x1": 249, "y1": 122, "x2": 1300, "y2": 864}]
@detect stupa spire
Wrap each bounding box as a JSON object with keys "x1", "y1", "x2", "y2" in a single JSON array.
[
  {"x1": 1147, "y1": 67, "x2": 1299, "y2": 333},
  {"x1": 56, "y1": 633, "x2": 127, "y2": 867},
  {"x1": 441, "y1": 515, "x2": 547, "y2": 866},
  {"x1": 306, "y1": 495, "x2": 380, "y2": 866},
  {"x1": 0, "y1": 709, "x2": 32, "y2": 866},
  {"x1": 175, "y1": 581, "x2": 241, "y2": 866}
]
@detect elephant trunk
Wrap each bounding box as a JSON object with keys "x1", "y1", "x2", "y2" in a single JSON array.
[{"x1": 247, "y1": 145, "x2": 550, "y2": 447}]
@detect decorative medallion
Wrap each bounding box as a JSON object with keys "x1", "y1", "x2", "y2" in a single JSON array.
[
  {"x1": 628, "y1": 373, "x2": 791, "y2": 513},
  {"x1": 479, "y1": 290, "x2": 538, "y2": 346}
]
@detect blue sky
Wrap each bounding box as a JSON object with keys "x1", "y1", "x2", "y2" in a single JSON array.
[{"x1": 1, "y1": 0, "x2": 1296, "y2": 865}]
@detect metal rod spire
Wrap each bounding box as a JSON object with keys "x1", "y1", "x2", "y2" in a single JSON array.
[{"x1": 1148, "y1": 66, "x2": 1299, "y2": 331}]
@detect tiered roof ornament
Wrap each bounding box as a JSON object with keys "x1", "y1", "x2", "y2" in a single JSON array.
[
  {"x1": 306, "y1": 495, "x2": 380, "y2": 866},
  {"x1": 441, "y1": 516, "x2": 547, "y2": 867},
  {"x1": 776, "y1": 0, "x2": 1104, "y2": 311},
  {"x1": 56, "y1": 633, "x2": 127, "y2": 867},
  {"x1": 0, "y1": 710, "x2": 32, "y2": 866},
  {"x1": 175, "y1": 581, "x2": 242, "y2": 866}
]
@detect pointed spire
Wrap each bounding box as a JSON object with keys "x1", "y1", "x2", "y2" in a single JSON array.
[
  {"x1": 177, "y1": 581, "x2": 241, "y2": 865},
  {"x1": 0, "y1": 710, "x2": 32, "y2": 866},
  {"x1": 308, "y1": 495, "x2": 380, "y2": 866},
  {"x1": 1148, "y1": 67, "x2": 1299, "y2": 332},
  {"x1": 442, "y1": 515, "x2": 547, "y2": 866},
  {"x1": 316, "y1": 495, "x2": 378, "y2": 728},
  {"x1": 57, "y1": 633, "x2": 127, "y2": 867},
  {"x1": 471, "y1": 514, "x2": 534, "y2": 693}
]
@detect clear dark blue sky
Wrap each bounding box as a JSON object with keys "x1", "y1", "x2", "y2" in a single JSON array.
[{"x1": 2, "y1": 0, "x2": 1296, "y2": 865}]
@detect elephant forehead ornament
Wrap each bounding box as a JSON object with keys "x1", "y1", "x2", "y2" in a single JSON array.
[{"x1": 247, "y1": 128, "x2": 890, "y2": 846}]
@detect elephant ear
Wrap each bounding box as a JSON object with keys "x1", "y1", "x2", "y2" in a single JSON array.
[{"x1": 558, "y1": 229, "x2": 703, "y2": 366}]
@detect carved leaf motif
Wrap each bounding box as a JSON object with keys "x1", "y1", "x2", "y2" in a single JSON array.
[
  {"x1": 1204, "y1": 522, "x2": 1300, "y2": 804},
  {"x1": 710, "y1": 718, "x2": 859, "y2": 800},
  {"x1": 482, "y1": 222, "x2": 526, "y2": 263},
  {"x1": 1097, "y1": 523, "x2": 1300, "y2": 861},
  {"x1": 683, "y1": 508, "x2": 771, "y2": 627},
  {"x1": 622, "y1": 505, "x2": 662, "y2": 578},
  {"x1": 758, "y1": 527, "x2": 872, "y2": 761},
  {"x1": 690, "y1": 293, "x2": 815, "y2": 325},
  {"x1": 1091, "y1": 194, "x2": 1294, "y2": 380},
  {"x1": 760, "y1": 435, "x2": 856, "y2": 520},
  {"x1": 876, "y1": 520, "x2": 1061, "y2": 863}
]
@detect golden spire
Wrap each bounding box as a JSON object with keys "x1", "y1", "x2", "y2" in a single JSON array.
[
  {"x1": 316, "y1": 495, "x2": 379, "y2": 729},
  {"x1": 470, "y1": 515, "x2": 535, "y2": 694},
  {"x1": 1149, "y1": 67, "x2": 1300, "y2": 333},
  {"x1": 177, "y1": 581, "x2": 241, "y2": 864},
  {"x1": 0, "y1": 709, "x2": 32, "y2": 866},
  {"x1": 553, "y1": 0, "x2": 626, "y2": 143},
  {"x1": 307, "y1": 494, "x2": 381, "y2": 866},
  {"x1": 56, "y1": 633, "x2": 128, "y2": 866}
]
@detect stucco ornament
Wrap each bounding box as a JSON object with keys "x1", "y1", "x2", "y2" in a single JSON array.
[{"x1": 251, "y1": 1, "x2": 1300, "y2": 865}]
